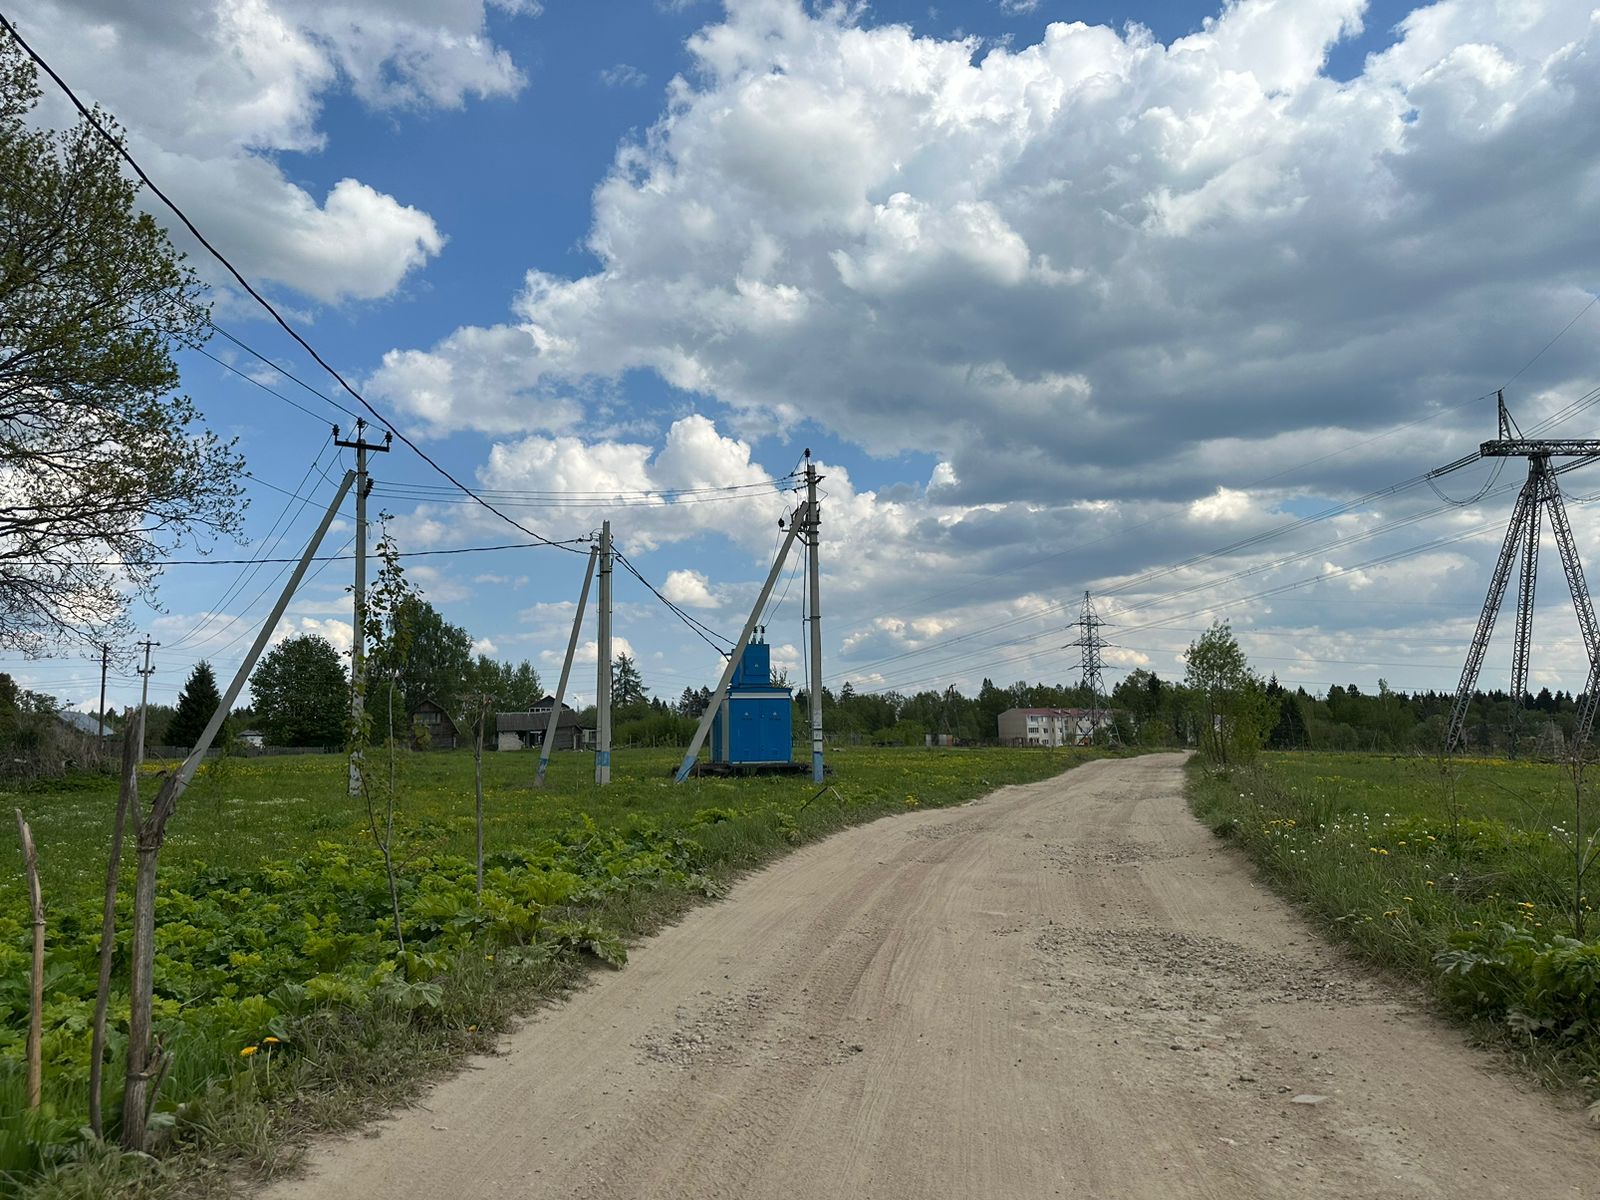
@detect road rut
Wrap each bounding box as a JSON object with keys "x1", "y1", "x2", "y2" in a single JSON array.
[{"x1": 268, "y1": 753, "x2": 1600, "y2": 1199}]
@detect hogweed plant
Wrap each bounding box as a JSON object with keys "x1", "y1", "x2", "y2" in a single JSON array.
[{"x1": 1556, "y1": 749, "x2": 1600, "y2": 938}]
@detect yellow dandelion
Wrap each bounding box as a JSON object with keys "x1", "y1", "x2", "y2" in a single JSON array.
[
  {"x1": 240, "y1": 1046, "x2": 258, "y2": 1057},
  {"x1": 263, "y1": 1036, "x2": 281, "y2": 1045}
]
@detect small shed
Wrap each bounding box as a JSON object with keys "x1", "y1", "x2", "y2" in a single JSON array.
[
  {"x1": 411, "y1": 699, "x2": 460, "y2": 750},
  {"x1": 496, "y1": 702, "x2": 589, "y2": 752},
  {"x1": 710, "y1": 640, "x2": 793, "y2": 767},
  {"x1": 237, "y1": 729, "x2": 266, "y2": 750}
]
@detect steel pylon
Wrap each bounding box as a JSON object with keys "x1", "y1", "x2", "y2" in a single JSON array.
[
  {"x1": 1064, "y1": 591, "x2": 1117, "y2": 745},
  {"x1": 1446, "y1": 452, "x2": 1600, "y2": 752}
]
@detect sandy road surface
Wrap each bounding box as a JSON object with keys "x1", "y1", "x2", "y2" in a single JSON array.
[{"x1": 268, "y1": 754, "x2": 1600, "y2": 1199}]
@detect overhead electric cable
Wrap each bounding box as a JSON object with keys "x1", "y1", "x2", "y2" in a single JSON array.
[
  {"x1": 162, "y1": 437, "x2": 339, "y2": 652},
  {"x1": 1504, "y1": 294, "x2": 1600, "y2": 388},
  {"x1": 194, "y1": 341, "x2": 352, "y2": 425},
  {"x1": 612, "y1": 550, "x2": 733, "y2": 655},
  {"x1": 204, "y1": 321, "x2": 360, "y2": 420}
]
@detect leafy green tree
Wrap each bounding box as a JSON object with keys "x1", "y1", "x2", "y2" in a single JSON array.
[
  {"x1": 379, "y1": 596, "x2": 473, "y2": 719},
  {"x1": 250, "y1": 634, "x2": 347, "y2": 747},
  {"x1": 0, "y1": 41, "x2": 243, "y2": 650},
  {"x1": 1184, "y1": 622, "x2": 1272, "y2": 766},
  {"x1": 467, "y1": 655, "x2": 542, "y2": 714},
  {"x1": 166, "y1": 661, "x2": 226, "y2": 749}
]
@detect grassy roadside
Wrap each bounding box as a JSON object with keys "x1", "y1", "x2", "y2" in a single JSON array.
[
  {"x1": 1186, "y1": 752, "x2": 1600, "y2": 1105},
  {"x1": 2, "y1": 744, "x2": 1125, "y2": 1198}
]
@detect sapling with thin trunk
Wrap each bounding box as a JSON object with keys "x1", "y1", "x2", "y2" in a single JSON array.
[
  {"x1": 14, "y1": 808, "x2": 43, "y2": 1110},
  {"x1": 352, "y1": 521, "x2": 413, "y2": 955},
  {"x1": 89, "y1": 710, "x2": 141, "y2": 1138}
]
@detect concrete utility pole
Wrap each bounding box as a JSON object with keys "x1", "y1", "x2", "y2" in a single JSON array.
[
  {"x1": 536, "y1": 544, "x2": 598, "y2": 788},
  {"x1": 804, "y1": 451, "x2": 825, "y2": 783},
  {"x1": 135, "y1": 638, "x2": 158, "y2": 763},
  {"x1": 336, "y1": 419, "x2": 390, "y2": 796},
  {"x1": 96, "y1": 642, "x2": 109, "y2": 750},
  {"x1": 596, "y1": 520, "x2": 613, "y2": 786}
]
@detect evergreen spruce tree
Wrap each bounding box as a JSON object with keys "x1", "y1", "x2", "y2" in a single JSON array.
[{"x1": 167, "y1": 661, "x2": 225, "y2": 749}]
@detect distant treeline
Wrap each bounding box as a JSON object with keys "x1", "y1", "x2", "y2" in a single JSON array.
[{"x1": 796, "y1": 672, "x2": 1591, "y2": 756}]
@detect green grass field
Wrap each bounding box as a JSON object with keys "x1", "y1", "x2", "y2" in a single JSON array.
[
  {"x1": 1188, "y1": 750, "x2": 1600, "y2": 1096},
  {"x1": 1, "y1": 743, "x2": 1092, "y2": 910},
  {"x1": 0, "y1": 742, "x2": 1113, "y2": 1198}
]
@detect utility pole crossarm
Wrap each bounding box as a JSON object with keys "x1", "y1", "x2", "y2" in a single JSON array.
[{"x1": 1481, "y1": 439, "x2": 1600, "y2": 457}]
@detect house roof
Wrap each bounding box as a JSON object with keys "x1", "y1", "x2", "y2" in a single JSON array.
[
  {"x1": 58, "y1": 710, "x2": 111, "y2": 736},
  {"x1": 1003, "y1": 707, "x2": 1119, "y2": 719},
  {"x1": 497, "y1": 709, "x2": 583, "y2": 733},
  {"x1": 411, "y1": 699, "x2": 461, "y2": 731}
]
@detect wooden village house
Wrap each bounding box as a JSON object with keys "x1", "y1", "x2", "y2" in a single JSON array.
[
  {"x1": 411, "y1": 698, "x2": 461, "y2": 750},
  {"x1": 495, "y1": 697, "x2": 593, "y2": 752}
]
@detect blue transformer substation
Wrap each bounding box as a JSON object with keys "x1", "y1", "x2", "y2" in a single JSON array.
[{"x1": 710, "y1": 636, "x2": 794, "y2": 768}]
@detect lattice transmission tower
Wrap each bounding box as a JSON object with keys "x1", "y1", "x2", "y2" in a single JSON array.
[
  {"x1": 1445, "y1": 392, "x2": 1600, "y2": 752},
  {"x1": 1064, "y1": 591, "x2": 1117, "y2": 745}
]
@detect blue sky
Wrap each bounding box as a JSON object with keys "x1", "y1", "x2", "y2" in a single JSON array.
[{"x1": 5, "y1": 0, "x2": 1600, "y2": 719}]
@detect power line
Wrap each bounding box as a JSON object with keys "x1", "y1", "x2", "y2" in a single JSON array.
[
  {"x1": 164, "y1": 438, "x2": 339, "y2": 651},
  {"x1": 375, "y1": 475, "x2": 800, "y2": 502},
  {"x1": 1505, "y1": 294, "x2": 1600, "y2": 388},
  {"x1": 204, "y1": 321, "x2": 360, "y2": 420},
  {"x1": 0, "y1": 14, "x2": 580, "y2": 556},
  {"x1": 612, "y1": 550, "x2": 732, "y2": 655},
  {"x1": 193, "y1": 341, "x2": 350, "y2": 425},
  {"x1": 4, "y1": 538, "x2": 589, "y2": 568}
]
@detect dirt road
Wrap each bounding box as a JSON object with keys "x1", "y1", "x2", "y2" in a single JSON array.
[{"x1": 268, "y1": 754, "x2": 1600, "y2": 1199}]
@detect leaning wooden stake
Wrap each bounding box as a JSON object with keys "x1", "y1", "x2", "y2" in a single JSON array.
[
  {"x1": 14, "y1": 808, "x2": 43, "y2": 1110},
  {"x1": 90, "y1": 711, "x2": 141, "y2": 1138}
]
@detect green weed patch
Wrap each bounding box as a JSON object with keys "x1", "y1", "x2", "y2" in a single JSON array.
[{"x1": 1, "y1": 744, "x2": 1112, "y2": 1197}]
